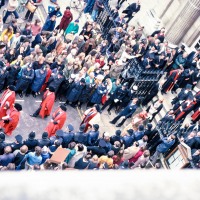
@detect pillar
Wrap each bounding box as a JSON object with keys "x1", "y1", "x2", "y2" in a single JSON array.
[{"x1": 166, "y1": 0, "x2": 200, "y2": 45}]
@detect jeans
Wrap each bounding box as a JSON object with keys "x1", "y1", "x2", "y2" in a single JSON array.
[
  {"x1": 91, "y1": 10, "x2": 99, "y2": 21},
  {"x1": 3, "y1": 10, "x2": 19, "y2": 23}
]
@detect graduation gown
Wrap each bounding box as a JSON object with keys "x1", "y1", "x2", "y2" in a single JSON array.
[
  {"x1": 45, "y1": 108, "x2": 67, "y2": 137},
  {"x1": 162, "y1": 69, "x2": 181, "y2": 93},
  {"x1": 39, "y1": 91, "x2": 55, "y2": 119},
  {"x1": 81, "y1": 108, "x2": 100, "y2": 132},
  {"x1": 0, "y1": 107, "x2": 20, "y2": 136},
  {"x1": 0, "y1": 89, "x2": 16, "y2": 118},
  {"x1": 175, "y1": 101, "x2": 195, "y2": 121},
  {"x1": 191, "y1": 108, "x2": 200, "y2": 122}
]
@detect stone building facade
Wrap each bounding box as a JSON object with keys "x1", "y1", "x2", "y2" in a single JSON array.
[{"x1": 131, "y1": 0, "x2": 200, "y2": 49}]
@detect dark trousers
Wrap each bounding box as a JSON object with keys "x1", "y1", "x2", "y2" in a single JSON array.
[
  {"x1": 33, "y1": 107, "x2": 41, "y2": 117},
  {"x1": 101, "y1": 99, "x2": 118, "y2": 111},
  {"x1": 25, "y1": 10, "x2": 35, "y2": 21},
  {"x1": 124, "y1": 14, "x2": 133, "y2": 24},
  {"x1": 111, "y1": 114, "x2": 124, "y2": 124},
  {"x1": 3, "y1": 10, "x2": 19, "y2": 23}
]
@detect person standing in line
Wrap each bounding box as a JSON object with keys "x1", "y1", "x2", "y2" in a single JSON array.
[
  {"x1": 30, "y1": 86, "x2": 55, "y2": 118},
  {"x1": 0, "y1": 103, "x2": 22, "y2": 136},
  {"x1": 0, "y1": 85, "x2": 16, "y2": 119},
  {"x1": 45, "y1": 105, "x2": 67, "y2": 137}
]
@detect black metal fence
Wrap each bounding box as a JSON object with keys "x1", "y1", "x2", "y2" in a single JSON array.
[
  {"x1": 121, "y1": 58, "x2": 163, "y2": 103},
  {"x1": 96, "y1": 1, "x2": 118, "y2": 38}
]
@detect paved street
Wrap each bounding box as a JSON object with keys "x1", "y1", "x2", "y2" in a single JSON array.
[{"x1": 0, "y1": 0, "x2": 199, "y2": 142}]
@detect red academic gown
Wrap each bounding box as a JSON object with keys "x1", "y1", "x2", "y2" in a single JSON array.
[
  {"x1": 59, "y1": 10, "x2": 73, "y2": 30},
  {"x1": 0, "y1": 89, "x2": 16, "y2": 118},
  {"x1": 39, "y1": 91, "x2": 55, "y2": 118},
  {"x1": 0, "y1": 107, "x2": 20, "y2": 136},
  {"x1": 40, "y1": 69, "x2": 52, "y2": 92},
  {"x1": 191, "y1": 109, "x2": 200, "y2": 122},
  {"x1": 175, "y1": 100, "x2": 195, "y2": 121},
  {"x1": 162, "y1": 69, "x2": 180, "y2": 93},
  {"x1": 45, "y1": 108, "x2": 67, "y2": 137},
  {"x1": 81, "y1": 108, "x2": 98, "y2": 132}
]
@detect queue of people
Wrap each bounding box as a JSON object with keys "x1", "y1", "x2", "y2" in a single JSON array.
[{"x1": 0, "y1": 0, "x2": 199, "y2": 170}]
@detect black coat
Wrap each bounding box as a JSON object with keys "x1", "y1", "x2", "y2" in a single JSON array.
[
  {"x1": 23, "y1": 139, "x2": 38, "y2": 152},
  {"x1": 6, "y1": 66, "x2": 21, "y2": 86},
  {"x1": 66, "y1": 82, "x2": 85, "y2": 102},
  {"x1": 48, "y1": 75, "x2": 65, "y2": 93},
  {"x1": 38, "y1": 138, "x2": 51, "y2": 148},
  {"x1": 87, "y1": 146, "x2": 106, "y2": 157},
  {"x1": 78, "y1": 84, "x2": 94, "y2": 103},
  {"x1": 15, "y1": 68, "x2": 34, "y2": 92},
  {"x1": 123, "y1": 3, "x2": 141, "y2": 15}
]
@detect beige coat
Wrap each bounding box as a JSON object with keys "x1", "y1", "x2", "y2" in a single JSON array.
[{"x1": 123, "y1": 146, "x2": 140, "y2": 160}]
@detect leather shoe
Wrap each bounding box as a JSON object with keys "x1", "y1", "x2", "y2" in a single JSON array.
[
  {"x1": 116, "y1": 124, "x2": 122, "y2": 127},
  {"x1": 109, "y1": 121, "x2": 115, "y2": 124},
  {"x1": 30, "y1": 114, "x2": 36, "y2": 117},
  {"x1": 107, "y1": 110, "x2": 111, "y2": 115}
]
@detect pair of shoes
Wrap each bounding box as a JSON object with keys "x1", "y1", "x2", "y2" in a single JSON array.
[
  {"x1": 109, "y1": 121, "x2": 115, "y2": 124},
  {"x1": 30, "y1": 114, "x2": 36, "y2": 117},
  {"x1": 19, "y1": 93, "x2": 23, "y2": 98},
  {"x1": 107, "y1": 110, "x2": 111, "y2": 115},
  {"x1": 116, "y1": 124, "x2": 122, "y2": 127},
  {"x1": 32, "y1": 94, "x2": 36, "y2": 98}
]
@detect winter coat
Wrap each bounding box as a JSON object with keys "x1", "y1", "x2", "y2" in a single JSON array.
[
  {"x1": 90, "y1": 84, "x2": 107, "y2": 104},
  {"x1": 156, "y1": 137, "x2": 175, "y2": 153},
  {"x1": 31, "y1": 69, "x2": 47, "y2": 92},
  {"x1": 66, "y1": 82, "x2": 85, "y2": 102},
  {"x1": 15, "y1": 68, "x2": 34, "y2": 92}
]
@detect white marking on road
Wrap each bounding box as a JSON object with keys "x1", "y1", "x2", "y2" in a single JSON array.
[
  {"x1": 35, "y1": 100, "x2": 42, "y2": 103},
  {"x1": 15, "y1": 99, "x2": 24, "y2": 102},
  {"x1": 59, "y1": 102, "x2": 65, "y2": 104}
]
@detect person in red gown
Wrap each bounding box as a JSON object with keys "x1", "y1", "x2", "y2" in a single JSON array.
[
  {"x1": 40, "y1": 65, "x2": 52, "y2": 92},
  {"x1": 161, "y1": 69, "x2": 183, "y2": 94},
  {"x1": 45, "y1": 105, "x2": 67, "y2": 137},
  {"x1": 0, "y1": 103, "x2": 22, "y2": 136},
  {"x1": 59, "y1": 7, "x2": 73, "y2": 31},
  {"x1": 0, "y1": 85, "x2": 16, "y2": 119},
  {"x1": 30, "y1": 87, "x2": 55, "y2": 118},
  {"x1": 81, "y1": 104, "x2": 101, "y2": 132}
]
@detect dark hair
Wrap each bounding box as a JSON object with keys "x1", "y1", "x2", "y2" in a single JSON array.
[
  {"x1": 35, "y1": 146, "x2": 42, "y2": 156},
  {"x1": 77, "y1": 144, "x2": 84, "y2": 151},
  {"x1": 68, "y1": 142, "x2": 76, "y2": 149},
  {"x1": 35, "y1": 19, "x2": 41, "y2": 25}
]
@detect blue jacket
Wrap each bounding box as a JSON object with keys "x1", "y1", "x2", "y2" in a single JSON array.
[
  {"x1": 156, "y1": 137, "x2": 175, "y2": 153},
  {"x1": 62, "y1": 132, "x2": 74, "y2": 148},
  {"x1": 67, "y1": 82, "x2": 85, "y2": 102},
  {"x1": 87, "y1": 130, "x2": 99, "y2": 146},
  {"x1": 74, "y1": 131, "x2": 88, "y2": 145},
  {"x1": 48, "y1": 6, "x2": 62, "y2": 18},
  {"x1": 119, "y1": 103, "x2": 137, "y2": 118},
  {"x1": 123, "y1": 135, "x2": 135, "y2": 148},
  {"x1": 31, "y1": 69, "x2": 46, "y2": 92},
  {"x1": 90, "y1": 84, "x2": 107, "y2": 104}
]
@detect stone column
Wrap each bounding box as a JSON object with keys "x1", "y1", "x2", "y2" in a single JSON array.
[{"x1": 166, "y1": 0, "x2": 200, "y2": 45}]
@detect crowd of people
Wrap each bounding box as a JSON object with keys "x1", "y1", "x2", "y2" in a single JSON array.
[{"x1": 0, "y1": 0, "x2": 199, "y2": 170}]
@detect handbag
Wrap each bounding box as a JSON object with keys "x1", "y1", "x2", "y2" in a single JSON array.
[{"x1": 26, "y1": 1, "x2": 37, "y2": 13}]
